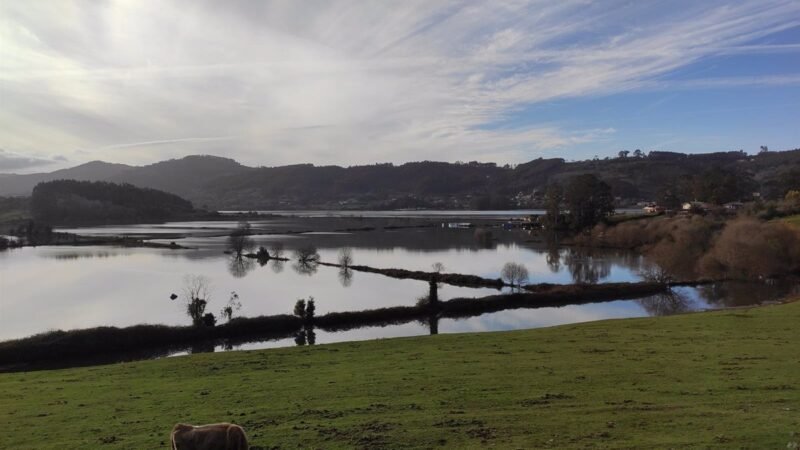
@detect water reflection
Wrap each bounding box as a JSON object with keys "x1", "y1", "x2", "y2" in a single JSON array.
[
  {"x1": 190, "y1": 341, "x2": 216, "y2": 354},
  {"x1": 48, "y1": 251, "x2": 121, "y2": 260},
  {"x1": 636, "y1": 290, "x2": 693, "y2": 316},
  {"x1": 227, "y1": 255, "x2": 256, "y2": 278},
  {"x1": 292, "y1": 260, "x2": 319, "y2": 276},
  {"x1": 696, "y1": 278, "x2": 800, "y2": 307},
  {"x1": 562, "y1": 248, "x2": 612, "y2": 284},
  {"x1": 338, "y1": 267, "x2": 353, "y2": 287},
  {"x1": 546, "y1": 246, "x2": 561, "y2": 272},
  {"x1": 270, "y1": 259, "x2": 285, "y2": 273},
  {"x1": 294, "y1": 328, "x2": 316, "y2": 346},
  {"x1": 416, "y1": 313, "x2": 441, "y2": 335},
  {"x1": 2, "y1": 224, "x2": 797, "y2": 350}
]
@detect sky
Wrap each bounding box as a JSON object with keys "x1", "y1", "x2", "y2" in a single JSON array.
[{"x1": 1, "y1": 0, "x2": 799, "y2": 173}]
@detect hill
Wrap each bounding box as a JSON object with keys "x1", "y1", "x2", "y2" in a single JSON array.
[
  {"x1": 2, "y1": 150, "x2": 800, "y2": 209},
  {"x1": 0, "y1": 160, "x2": 133, "y2": 197},
  {"x1": 1, "y1": 300, "x2": 797, "y2": 448},
  {"x1": 30, "y1": 180, "x2": 200, "y2": 225}
]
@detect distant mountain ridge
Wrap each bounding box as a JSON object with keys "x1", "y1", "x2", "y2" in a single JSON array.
[
  {"x1": 2, "y1": 150, "x2": 800, "y2": 209},
  {"x1": 0, "y1": 161, "x2": 133, "y2": 196}
]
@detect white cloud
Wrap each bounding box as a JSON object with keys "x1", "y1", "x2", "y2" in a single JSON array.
[{"x1": 0, "y1": 0, "x2": 798, "y2": 168}]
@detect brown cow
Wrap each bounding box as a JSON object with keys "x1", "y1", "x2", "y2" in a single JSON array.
[{"x1": 170, "y1": 423, "x2": 249, "y2": 450}]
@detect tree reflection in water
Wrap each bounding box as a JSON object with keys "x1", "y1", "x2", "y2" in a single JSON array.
[
  {"x1": 563, "y1": 248, "x2": 611, "y2": 284},
  {"x1": 294, "y1": 328, "x2": 316, "y2": 346},
  {"x1": 292, "y1": 260, "x2": 319, "y2": 276},
  {"x1": 636, "y1": 290, "x2": 692, "y2": 316},
  {"x1": 697, "y1": 278, "x2": 800, "y2": 308},
  {"x1": 189, "y1": 340, "x2": 216, "y2": 354},
  {"x1": 428, "y1": 314, "x2": 439, "y2": 335},
  {"x1": 338, "y1": 266, "x2": 353, "y2": 287},
  {"x1": 227, "y1": 254, "x2": 255, "y2": 278},
  {"x1": 546, "y1": 246, "x2": 561, "y2": 273},
  {"x1": 270, "y1": 259, "x2": 284, "y2": 273},
  {"x1": 543, "y1": 234, "x2": 562, "y2": 273}
]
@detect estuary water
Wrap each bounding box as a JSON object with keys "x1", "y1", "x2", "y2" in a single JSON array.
[{"x1": 1, "y1": 220, "x2": 797, "y2": 353}]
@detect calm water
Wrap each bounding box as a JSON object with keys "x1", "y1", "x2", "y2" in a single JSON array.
[
  {"x1": 1, "y1": 224, "x2": 797, "y2": 354},
  {"x1": 217, "y1": 209, "x2": 643, "y2": 218}
]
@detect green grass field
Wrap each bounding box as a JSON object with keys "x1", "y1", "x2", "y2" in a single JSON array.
[
  {"x1": 2, "y1": 302, "x2": 799, "y2": 449},
  {"x1": 783, "y1": 214, "x2": 800, "y2": 228}
]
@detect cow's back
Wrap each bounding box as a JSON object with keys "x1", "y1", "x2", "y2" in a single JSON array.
[
  {"x1": 171, "y1": 423, "x2": 248, "y2": 450},
  {"x1": 227, "y1": 424, "x2": 249, "y2": 449}
]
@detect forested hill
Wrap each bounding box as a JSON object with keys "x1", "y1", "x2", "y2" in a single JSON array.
[
  {"x1": 4, "y1": 149, "x2": 800, "y2": 209},
  {"x1": 31, "y1": 180, "x2": 199, "y2": 225}
]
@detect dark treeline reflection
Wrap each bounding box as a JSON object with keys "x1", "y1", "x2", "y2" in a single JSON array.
[
  {"x1": 543, "y1": 244, "x2": 647, "y2": 284},
  {"x1": 150, "y1": 228, "x2": 535, "y2": 261},
  {"x1": 696, "y1": 278, "x2": 800, "y2": 307},
  {"x1": 217, "y1": 235, "x2": 648, "y2": 288},
  {"x1": 636, "y1": 291, "x2": 693, "y2": 316},
  {"x1": 44, "y1": 251, "x2": 122, "y2": 260}
]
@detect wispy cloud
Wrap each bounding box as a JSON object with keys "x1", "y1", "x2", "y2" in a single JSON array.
[
  {"x1": 0, "y1": 0, "x2": 798, "y2": 168},
  {"x1": 0, "y1": 149, "x2": 66, "y2": 172},
  {"x1": 92, "y1": 136, "x2": 237, "y2": 151}
]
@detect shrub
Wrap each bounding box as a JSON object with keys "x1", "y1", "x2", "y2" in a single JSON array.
[
  {"x1": 293, "y1": 299, "x2": 306, "y2": 319},
  {"x1": 201, "y1": 313, "x2": 216, "y2": 327},
  {"x1": 293, "y1": 297, "x2": 315, "y2": 321},
  {"x1": 699, "y1": 219, "x2": 800, "y2": 278}
]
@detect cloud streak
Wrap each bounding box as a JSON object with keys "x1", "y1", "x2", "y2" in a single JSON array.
[
  {"x1": 0, "y1": 149, "x2": 66, "y2": 172},
  {"x1": 0, "y1": 0, "x2": 799, "y2": 169}
]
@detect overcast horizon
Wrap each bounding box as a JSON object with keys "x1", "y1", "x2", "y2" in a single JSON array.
[{"x1": 2, "y1": 1, "x2": 800, "y2": 173}]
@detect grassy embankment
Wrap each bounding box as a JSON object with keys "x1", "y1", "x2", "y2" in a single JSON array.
[
  {"x1": 784, "y1": 214, "x2": 800, "y2": 227},
  {"x1": 2, "y1": 301, "x2": 799, "y2": 449}
]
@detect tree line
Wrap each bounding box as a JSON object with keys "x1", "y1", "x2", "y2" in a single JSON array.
[{"x1": 31, "y1": 180, "x2": 197, "y2": 225}]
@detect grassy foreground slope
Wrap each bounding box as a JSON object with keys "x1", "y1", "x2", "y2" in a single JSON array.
[
  {"x1": 2, "y1": 303, "x2": 799, "y2": 449},
  {"x1": 784, "y1": 214, "x2": 800, "y2": 227}
]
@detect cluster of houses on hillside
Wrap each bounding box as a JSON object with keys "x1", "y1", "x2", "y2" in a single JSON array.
[{"x1": 641, "y1": 200, "x2": 745, "y2": 215}]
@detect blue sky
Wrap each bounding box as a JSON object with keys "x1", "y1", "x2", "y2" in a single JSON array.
[{"x1": 1, "y1": 1, "x2": 799, "y2": 172}]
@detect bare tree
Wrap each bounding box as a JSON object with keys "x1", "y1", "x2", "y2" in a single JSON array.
[
  {"x1": 338, "y1": 247, "x2": 353, "y2": 268},
  {"x1": 501, "y1": 262, "x2": 529, "y2": 289},
  {"x1": 431, "y1": 262, "x2": 445, "y2": 274},
  {"x1": 227, "y1": 221, "x2": 255, "y2": 257},
  {"x1": 295, "y1": 245, "x2": 320, "y2": 264}
]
